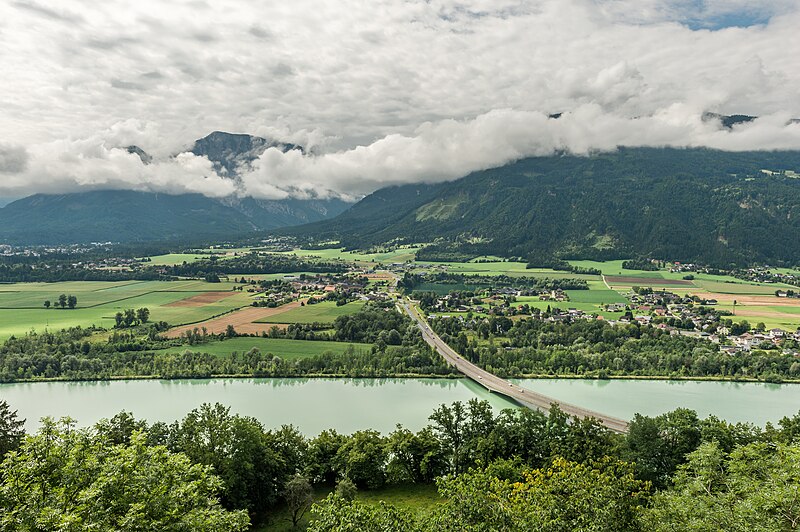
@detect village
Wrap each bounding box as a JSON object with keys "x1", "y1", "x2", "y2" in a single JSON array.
[{"x1": 419, "y1": 285, "x2": 800, "y2": 358}]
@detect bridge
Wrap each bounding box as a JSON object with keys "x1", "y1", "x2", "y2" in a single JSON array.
[{"x1": 400, "y1": 301, "x2": 629, "y2": 433}]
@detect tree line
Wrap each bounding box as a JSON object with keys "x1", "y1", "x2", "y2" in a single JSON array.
[
  {"x1": 433, "y1": 316, "x2": 800, "y2": 382},
  {"x1": 2, "y1": 398, "x2": 800, "y2": 530}
]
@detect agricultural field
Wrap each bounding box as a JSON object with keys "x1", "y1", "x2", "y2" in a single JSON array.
[
  {"x1": 279, "y1": 246, "x2": 422, "y2": 264},
  {"x1": 513, "y1": 296, "x2": 624, "y2": 320},
  {"x1": 418, "y1": 260, "x2": 600, "y2": 279},
  {"x1": 146, "y1": 247, "x2": 254, "y2": 265},
  {"x1": 0, "y1": 280, "x2": 250, "y2": 340},
  {"x1": 157, "y1": 337, "x2": 372, "y2": 360},
  {"x1": 256, "y1": 300, "x2": 366, "y2": 325}
]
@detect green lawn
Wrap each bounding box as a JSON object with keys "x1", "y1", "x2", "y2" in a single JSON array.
[
  {"x1": 255, "y1": 483, "x2": 441, "y2": 532},
  {"x1": 256, "y1": 300, "x2": 366, "y2": 324},
  {"x1": 158, "y1": 337, "x2": 371, "y2": 359}
]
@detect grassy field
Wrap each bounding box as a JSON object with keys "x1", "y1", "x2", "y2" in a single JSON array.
[
  {"x1": 158, "y1": 337, "x2": 371, "y2": 359},
  {"x1": 0, "y1": 280, "x2": 250, "y2": 340},
  {"x1": 565, "y1": 288, "x2": 627, "y2": 304},
  {"x1": 279, "y1": 246, "x2": 422, "y2": 264},
  {"x1": 256, "y1": 300, "x2": 366, "y2": 324},
  {"x1": 255, "y1": 483, "x2": 441, "y2": 532},
  {"x1": 568, "y1": 259, "x2": 630, "y2": 275}
]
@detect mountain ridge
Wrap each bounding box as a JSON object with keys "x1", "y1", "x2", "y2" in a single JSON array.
[{"x1": 287, "y1": 147, "x2": 800, "y2": 266}]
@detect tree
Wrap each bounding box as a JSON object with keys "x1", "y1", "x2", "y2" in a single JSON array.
[
  {"x1": 43, "y1": 300, "x2": 50, "y2": 309},
  {"x1": 335, "y1": 477, "x2": 357, "y2": 502},
  {"x1": 284, "y1": 473, "x2": 314, "y2": 528},
  {"x1": 58, "y1": 293, "x2": 67, "y2": 308},
  {"x1": 168, "y1": 403, "x2": 285, "y2": 519},
  {"x1": 136, "y1": 307, "x2": 150, "y2": 324},
  {"x1": 386, "y1": 425, "x2": 447, "y2": 483},
  {"x1": 625, "y1": 408, "x2": 702, "y2": 489},
  {"x1": 67, "y1": 294, "x2": 77, "y2": 309},
  {"x1": 308, "y1": 494, "x2": 419, "y2": 532},
  {"x1": 306, "y1": 429, "x2": 346, "y2": 485},
  {"x1": 0, "y1": 418, "x2": 249, "y2": 531},
  {"x1": 123, "y1": 308, "x2": 136, "y2": 327},
  {"x1": 0, "y1": 400, "x2": 24, "y2": 457},
  {"x1": 226, "y1": 324, "x2": 236, "y2": 338},
  {"x1": 114, "y1": 312, "x2": 124, "y2": 328},
  {"x1": 334, "y1": 429, "x2": 387, "y2": 489},
  {"x1": 429, "y1": 401, "x2": 467, "y2": 474},
  {"x1": 647, "y1": 442, "x2": 800, "y2": 531},
  {"x1": 426, "y1": 457, "x2": 649, "y2": 531}
]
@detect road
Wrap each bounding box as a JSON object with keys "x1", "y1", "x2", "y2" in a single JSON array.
[{"x1": 400, "y1": 300, "x2": 630, "y2": 433}]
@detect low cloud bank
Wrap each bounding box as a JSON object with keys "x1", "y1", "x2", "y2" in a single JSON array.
[{"x1": 1, "y1": 107, "x2": 800, "y2": 202}]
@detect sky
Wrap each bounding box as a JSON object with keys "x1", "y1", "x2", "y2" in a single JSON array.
[{"x1": 1, "y1": 0, "x2": 799, "y2": 202}]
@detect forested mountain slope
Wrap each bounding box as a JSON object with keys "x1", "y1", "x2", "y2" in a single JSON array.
[{"x1": 290, "y1": 148, "x2": 800, "y2": 266}]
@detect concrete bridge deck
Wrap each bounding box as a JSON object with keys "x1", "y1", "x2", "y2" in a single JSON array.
[{"x1": 400, "y1": 301, "x2": 629, "y2": 433}]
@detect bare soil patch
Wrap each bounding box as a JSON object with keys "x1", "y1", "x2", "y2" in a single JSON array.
[
  {"x1": 733, "y1": 308, "x2": 800, "y2": 320},
  {"x1": 165, "y1": 291, "x2": 236, "y2": 307},
  {"x1": 164, "y1": 300, "x2": 303, "y2": 338},
  {"x1": 689, "y1": 292, "x2": 800, "y2": 307}
]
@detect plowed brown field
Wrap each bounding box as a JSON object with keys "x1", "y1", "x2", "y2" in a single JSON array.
[
  {"x1": 164, "y1": 300, "x2": 303, "y2": 338},
  {"x1": 165, "y1": 291, "x2": 236, "y2": 307}
]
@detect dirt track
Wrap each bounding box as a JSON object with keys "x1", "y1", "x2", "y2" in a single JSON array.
[
  {"x1": 165, "y1": 291, "x2": 236, "y2": 307},
  {"x1": 164, "y1": 300, "x2": 302, "y2": 338}
]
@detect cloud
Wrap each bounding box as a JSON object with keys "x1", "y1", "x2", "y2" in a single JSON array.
[
  {"x1": 1, "y1": 0, "x2": 799, "y2": 201},
  {"x1": 0, "y1": 130, "x2": 237, "y2": 198},
  {"x1": 238, "y1": 106, "x2": 800, "y2": 199},
  {"x1": 0, "y1": 144, "x2": 29, "y2": 174}
]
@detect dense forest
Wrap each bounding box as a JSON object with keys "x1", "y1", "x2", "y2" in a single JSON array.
[
  {"x1": 2, "y1": 398, "x2": 799, "y2": 530},
  {"x1": 289, "y1": 147, "x2": 800, "y2": 266}
]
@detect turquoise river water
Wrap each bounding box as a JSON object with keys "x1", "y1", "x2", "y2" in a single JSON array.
[{"x1": 1, "y1": 377, "x2": 799, "y2": 434}]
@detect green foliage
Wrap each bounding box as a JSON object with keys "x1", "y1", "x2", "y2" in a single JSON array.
[
  {"x1": 426, "y1": 457, "x2": 649, "y2": 531},
  {"x1": 167, "y1": 403, "x2": 286, "y2": 519},
  {"x1": 0, "y1": 401, "x2": 24, "y2": 458},
  {"x1": 283, "y1": 473, "x2": 314, "y2": 528},
  {"x1": 646, "y1": 441, "x2": 800, "y2": 531},
  {"x1": 308, "y1": 494, "x2": 420, "y2": 532},
  {"x1": 0, "y1": 418, "x2": 249, "y2": 531}
]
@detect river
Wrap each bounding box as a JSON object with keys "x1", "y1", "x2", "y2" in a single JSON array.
[{"x1": 1, "y1": 377, "x2": 799, "y2": 434}]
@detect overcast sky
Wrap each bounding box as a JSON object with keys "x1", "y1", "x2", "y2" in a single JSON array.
[{"x1": 1, "y1": 0, "x2": 800, "y2": 201}]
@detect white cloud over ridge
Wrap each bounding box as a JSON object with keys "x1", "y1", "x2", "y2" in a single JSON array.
[{"x1": 1, "y1": 0, "x2": 800, "y2": 201}]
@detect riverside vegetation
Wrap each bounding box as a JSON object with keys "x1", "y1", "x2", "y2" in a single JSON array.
[
  {"x1": 0, "y1": 302, "x2": 798, "y2": 383},
  {"x1": 1, "y1": 398, "x2": 800, "y2": 530}
]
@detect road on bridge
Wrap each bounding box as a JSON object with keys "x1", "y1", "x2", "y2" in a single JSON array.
[{"x1": 400, "y1": 300, "x2": 629, "y2": 433}]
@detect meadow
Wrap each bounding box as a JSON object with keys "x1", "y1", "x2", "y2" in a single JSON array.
[{"x1": 0, "y1": 280, "x2": 250, "y2": 340}]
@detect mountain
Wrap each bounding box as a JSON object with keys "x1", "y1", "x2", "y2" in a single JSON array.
[
  {"x1": 289, "y1": 147, "x2": 800, "y2": 266},
  {"x1": 0, "y1": 132, "x2": 350, "y2": 245},
  {"x1": 0, "y1": 190, "x2": 257, "y2": 244},
  {"x1": 189, "y1": 131, "x2": 301, "y2": 175},
  {"x1": 188, "y1": 131, "x2": 349, "y2": 227}
]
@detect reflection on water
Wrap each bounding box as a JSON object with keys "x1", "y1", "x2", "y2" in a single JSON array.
[
  {"x1": 514, "y1": 378, "x2": 800, "y2": 426},
  {"x1": 1, "y1": 377, "x2": 798, "y2": 435}
]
